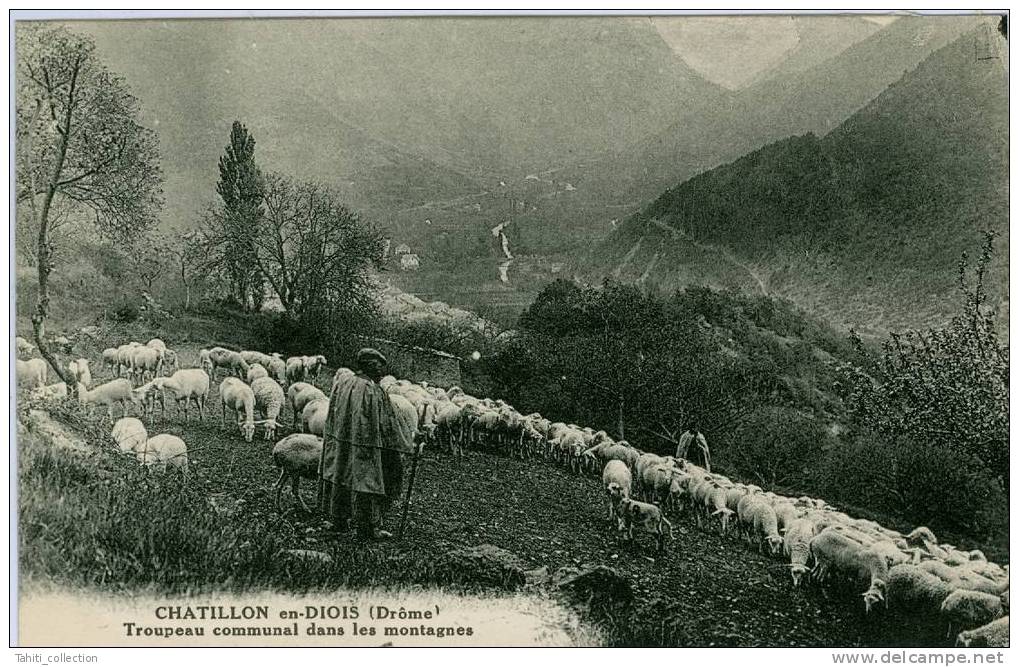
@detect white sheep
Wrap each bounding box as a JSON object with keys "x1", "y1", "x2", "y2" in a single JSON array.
[
  {"x1": 783, "y1": 517, "x2": 820, "y2": 587},
  {"x1": 219, "y1": 377, "x2": 255, "y2": 442},
  {"x1": 941, "y1": 589, "x2": 1005, "y2": 640},
  {"x1": 208, "y1": 347, "x2": 249, "y2": 379},
  {"x1": 288, "y1": 383, "x2": 327, "y2": 427},
  {"x1": 136, "y1": 434, "x2": 189, "y2": 475},
  {"x1": 30, "y1": 382, "x2": 68, "y2": 401},
  {"x1": 67, "y1": 358, "x2": 91, "y2": 389},
  {"x1": 130, "y1": 346, "x2": 162, "y2": 385},
  {"x1": 615, "y1": 497, "x2": 674, "y2": 553},
  {"x1": 272, "y1": 433, "x2": 323, "y2": 513},
  {"x1": 810, "y1": 528, "x2": 889, "y2": 612},
  {"x1": 157, "y1": 369, "x2": 211, "y2": 422},
  {"x1": 302, "y1": 354, "x2": 328, "y2": 379},
  {"x1": 111, "y1": 417, "x2": 148, "y2": 454},
  {"x1": 16, "y1": 335, "x2": 35, "y2": 357},
  {"x1": 266, "y1": 356, "x2": 287, "y2": 386},
  {"x1": 116, "y1": 342, "x2": 142, "y2": 377},
  {"x1": 240, "y1": 350, "x2": 271, "y2": 366},
  {"x1": 246, "y1": 363, "x2": 269, "y2": 383},
  {"x1": 602, "y1": 460, "x2": 632, "y2": 521},
  {"x1": 887, "y1": 564, "x2": 957, "y2": 611},
  {"x1": 16, "y1": 358, "x2": 48, "y2": 390},
  {"x1": 301, "y1": 398, "x2": 329, "y2": 436},
  {"x1": 285, "y1": 356, "x2": 307, "y2": 384},
  {"x1": 101, "y1": 347, "x2": 119, "y2": 372},
  {"x1": 957, "y1": 616, "x2": 1009, "y2": 647},
  {"x1": 742, "y1": 499, "x2": 783, "y2": 555},
  {"x1": 251, "y1": 376, "x2": 285, "y2": 440},
  {"x1": 77, "y1": 379, "x2": 133, "y2": 420}
]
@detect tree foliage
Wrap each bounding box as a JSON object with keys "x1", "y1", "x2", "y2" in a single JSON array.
[
  {"x1": 254, "y1": 172, "x2": 384, "y2": 325},
  {"x1": 213, "y1": 121, "x2": 264, "y2": 310},
  {"x1": 841, "y1": 231, "x2": 1009, "y2": 489},
  {"x1": 16, "y1": 23, "x2": 162, "y2": 383}
]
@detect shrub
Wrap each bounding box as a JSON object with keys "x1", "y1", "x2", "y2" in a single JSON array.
[
  {"x1": 111, "y1": 299, "x2": 140, "y2": 323},
  {"x1": 726, "y1": 407, "x2": 831, "y2": 489}
]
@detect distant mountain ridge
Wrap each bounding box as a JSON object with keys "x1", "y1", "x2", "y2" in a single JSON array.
[{"x1": 587, "y1": 21, "x2": 1008, "y2": 336}]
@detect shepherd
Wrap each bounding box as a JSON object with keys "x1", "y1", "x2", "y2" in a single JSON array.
[
  {"x1": 676, "y1": 423, "x2": 711, "y2": 472},
  {"x1": 319, "y1": 348, "x2": 416, "y2": 541}
]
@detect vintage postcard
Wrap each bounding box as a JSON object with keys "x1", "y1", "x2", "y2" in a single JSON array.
[{"x1": 12, "y1": 10, "x2": 1009, "y2": 650}]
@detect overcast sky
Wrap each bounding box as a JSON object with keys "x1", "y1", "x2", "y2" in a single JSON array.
[{"x1": 651, "y1": 14, "x2": 899, "y2": 89}]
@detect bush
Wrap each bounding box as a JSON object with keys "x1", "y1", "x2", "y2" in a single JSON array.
[
  {"x1": 726, "y1": 407, "x2": 831, "y2": 489},
  {"x1": 111, "y1": 299, "x2": 140, "y2": 323},
  {"x1": 817, "y1": 432, "x2": 1007, "y2": 542}
]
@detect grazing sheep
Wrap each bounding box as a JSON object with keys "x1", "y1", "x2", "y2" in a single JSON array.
[
  {"x1": 615, "y1": 497, "x2": 674, "y2": 554},
  {"x1": 887, "y1": 564, "x2": 957, "y2": 610},
  {"x1": 30, "y1": 382, "x2": 67, "y2": 401},
  {"x1": 302, "y1": 354, "x2": 328, "y2": 379},
  {"x1": 773, "y1": 501, "x2": 801, "y2": 533},
  {"x1": 251, "y1": 376, "x2": 285, "y2": 440},
  {"x1": 246, "y1": 363, "x2": 269, "y2": 383},
  {"x1": 207, "y1": 347, "x2": 249, "y2": 380},
  {"x1": 161, "y1": 349, "x2": 179, "y2": 374},
  {"x1": 156, "y1": 369, "x2": 211, "y2": 422},
  {"x1": 130, "y1": 346, "x2": 162, "y2": 386},
  {"x1": 116, "y1": 342, "x2": 142, "y2": 377},
  {"x1": 266, "y1": 356, "x2": 287, "y2": 386},
  {"x1": 77, "y1": 379, "x2": 133, "y2": 419},
  {"x1": 434, "y1": 402, "x2": 465, "y2": 457},
  {"x1": 957, "y1": 616, "x2": 1009, "y2": 648},
  {"x1": 240, "y1": 350, "x2": 271, "y2": 366},
  {"x1": 389, "y1": 393, "x2": 420, "y2": 446},
  {"x1": 704, "y1": 482, "x2": 736, "y2": 534},
  {"x1": 67, "y1": 358, "x2": 91, "y2": 388},
  {"x1": 272, "y1": 433, "x2": 323, "y2": 513},
  {"x1": 810, "y1": 529, "x2": 890, "y2": 611},
  {"x1": 101, "y1": 347, "x2": 119, "y2": 372},
  {"x1": 111, "y1": 417, "x2": 148, "y2": 454},
  {"x1": 136, "y1": 434, "x2": 189, "y2": 475},
  {"x1": 16, "y1": 336, "x2": 35, "y2": 357},
  {"x1": 130, "y1": 380, "x2": 165, "y2": 418},
  {"x1": 301, "y1": 398, "x2": 329, "y2": 436},
  {"x1": 743, "y1": 499, "x2": 783, "y2": 555},
  {"x1": 285, "y1": 356, "x2": 307, "y2": 384},
  {"x1": 288, "y1": 383, "x2": 327, "y2": 427},
  {"x1": 602, "y1": 460, "x2": 632, "y2": 521},
  {"x1": 219, "y1": 377, "x2": 255, "y2": 442},
  {"x1": 941, "y1": 589, "x2": 1005, "y2": 639},
  {"x1": 783, "y1": 517, "x2": 820, "y2": 587},
  {"x1": 16, "y1": 358, "x2": 48, "y2": 390}
]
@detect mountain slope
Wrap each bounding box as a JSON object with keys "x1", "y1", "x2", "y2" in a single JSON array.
[{"x1": 588, "y1": 21, "x2": 1008, "y2": 336}]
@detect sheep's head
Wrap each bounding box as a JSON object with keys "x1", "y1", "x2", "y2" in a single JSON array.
[
  {"x1": 790, "y1": 564, "x2": 809, "y2": 587},
  {"x1": 606, "y1": 482, "x2": 628, "y2": 502},
  {"x1": 862, "y1": 586, "x2": 885, "y2": 614},
  {"x1": 712, "y1": 508, "x2": 735, "y2": 532},
  {"x1": 955, "y1": 630, "x2": 983, "y2": 648},
  {"x1": 766, "y1": 535, "x2": 784, "y2": 555},
  {"x1": 240, "y1": 420, "x2": 255, "y2": 442}
]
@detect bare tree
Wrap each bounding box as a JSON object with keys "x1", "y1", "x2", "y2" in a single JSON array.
[
  {"x1": 252, "y1": 172, "x2": 384, "y2": 322},
  {"x1": 16, "y1": 24, "x2": 162, "y2": 383}
]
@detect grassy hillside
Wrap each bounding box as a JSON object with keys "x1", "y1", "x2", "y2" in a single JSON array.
[
  {"x1": 588, "y1": 22, "x2": 1007, "y2": 336},
  {"x1": 15, "y1": 324, "x2": 970, "y2": 647}
]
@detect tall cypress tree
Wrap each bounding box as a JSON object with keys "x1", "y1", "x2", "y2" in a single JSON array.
[{"x1": 216, "y1": 121, "x2": 264, "y2": 310}]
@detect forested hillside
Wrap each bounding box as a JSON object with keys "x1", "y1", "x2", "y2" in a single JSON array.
[{"x1": 590, "y1": 22, "x2": 1007, "y2": 336}]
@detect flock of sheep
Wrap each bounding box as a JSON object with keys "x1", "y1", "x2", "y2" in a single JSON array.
[{"x1": 14, "y1": 333, "x2": 1009, "y2": 647}]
